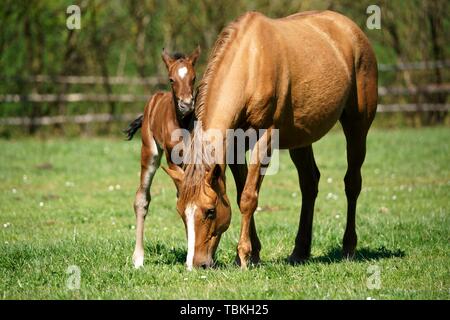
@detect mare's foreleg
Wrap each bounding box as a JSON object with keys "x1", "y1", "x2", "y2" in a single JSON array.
[{"x1": 237, "y1": 128, "x2": 274, "y2": 269}]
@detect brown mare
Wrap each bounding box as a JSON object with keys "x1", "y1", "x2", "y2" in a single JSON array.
[
  {"x1": 164, "y1": 11, "x2": 378, "y2": 269},
  {"x1": 124, "y1": 47, "x2": 200, "y2": 268}
]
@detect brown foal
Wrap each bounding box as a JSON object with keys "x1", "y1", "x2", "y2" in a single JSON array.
[{"x1": 124, "y1": 46, "x2": 200, "y2": 268}]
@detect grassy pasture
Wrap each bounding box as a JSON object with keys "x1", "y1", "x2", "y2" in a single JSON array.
[{"x1": 0, "y1": 126, "x2": 448, "y2": 299}]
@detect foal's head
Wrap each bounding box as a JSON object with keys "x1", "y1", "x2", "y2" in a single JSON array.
[
  {"x1": 163, "y1": 163, "x2": 231, "y2": 270},
  {"x1": 162, "y1": 46, "x2": 200, "y2": 118}
]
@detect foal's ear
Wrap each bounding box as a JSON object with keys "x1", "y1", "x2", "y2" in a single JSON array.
[
  {"x1": 188, "y1": 45, "x2": 201, "y2": 66},
  {"x1": 205, "y1": 164, "x2": 222, "y2": 187},
  {"x1": 161, "y1": 48, "x2": 175, "y2": 69},
  {"x1": 162, "y1": 165, "x2": 184, "y2": 190}
]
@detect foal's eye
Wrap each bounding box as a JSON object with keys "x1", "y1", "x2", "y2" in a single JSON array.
[
  {"x1": 169, "y1": 78, "x2": 174, "y2": 83},
  {"x1": 206, "y1": 208, "x2": 216, "y2": 219}
]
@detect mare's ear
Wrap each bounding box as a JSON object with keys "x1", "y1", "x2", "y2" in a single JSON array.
[
  {"x1": 161, "y1": 48, "x2": 174, "y2": 70},
  {"x1": 188, "y1": 45, "x2": 201, "y2": 66},
  {"x1": 205, "y1": 164, "x2": 222, "y2": 187},
  {"x1": 162, "y1": 165, "x2": 185, "y2": 190}
]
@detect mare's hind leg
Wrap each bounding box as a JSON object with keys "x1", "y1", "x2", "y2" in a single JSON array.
[
  {"x1": 340, "y1": 66, "x2": 377, "y2": 258},
  {"x1": 288, "y1": 146, "x2": 320, "y2": 264},
  {"x1": 339, "y1": 115, "x2": 367, "y2": 259},
  {"x1": 229, "y1": 162, "x2": 261, "y2": 265},
  {"x1": 132, "y1": 136, "x2": 162, "y2": 268}
]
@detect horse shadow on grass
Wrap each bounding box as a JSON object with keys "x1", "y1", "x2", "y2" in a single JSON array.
[
  {"x1": 143, "y1": 242, "x2": 232, "y2": 268},
  {"x1": 307, "y1": 246, "x2": 406, "y2": 265},
  {"x1": 144, "y1": 242, "x2": 405, "y2": 267}
]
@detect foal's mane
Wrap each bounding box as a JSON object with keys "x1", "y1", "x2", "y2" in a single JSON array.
[
  {"x1": 171, "y1": 52, "x2": 187, "y2": 60},
  {"x1": 180, "y1": 13, "x2": 250, "y2": 203}
]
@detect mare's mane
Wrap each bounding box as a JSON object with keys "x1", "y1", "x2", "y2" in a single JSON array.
[{"x1": 180, "y1": 13, "x2": 250, "y2": 203}]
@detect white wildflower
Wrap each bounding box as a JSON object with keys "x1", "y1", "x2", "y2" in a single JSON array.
[{"x1": 326, "y1": 192, "x2": 338, "y2": 200}]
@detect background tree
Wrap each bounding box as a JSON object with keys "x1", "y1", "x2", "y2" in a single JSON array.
[{"x1": 0, "y1": 0, "x2": 448, "y2": 135}]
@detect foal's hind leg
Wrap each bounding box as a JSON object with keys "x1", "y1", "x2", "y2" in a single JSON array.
[
  {"x1": 288, "y1": 146, "x2": 320, "y2": 264},
  {"x1": 132, "y1": 136, "x2": 162, "y2": 268}
]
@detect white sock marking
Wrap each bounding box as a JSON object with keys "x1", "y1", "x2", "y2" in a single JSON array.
[
  {"x1": 185, "y1": 203, "x2": 197, "y2": 271},
  {"x1": 178, "y1": 66, "x2": 188, "y2": 79},
  {"x1": 133, "y1": 255, "x2": 144, "y2": 269}
]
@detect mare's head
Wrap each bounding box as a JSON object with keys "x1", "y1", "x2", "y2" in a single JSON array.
[
  {"x1": 162, "y1": 46, "x2": 200, "y2": 118},
  {"x1": 163, "y1": 161, "x2": 231, "y2": 270}
]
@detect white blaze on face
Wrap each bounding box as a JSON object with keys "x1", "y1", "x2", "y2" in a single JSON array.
[
  {"x1": 185, "y1": 203, "x2": 197, "y2": 271},
  {"x1": 178, "y1": 66, "x2": 188, "y2": 79}
]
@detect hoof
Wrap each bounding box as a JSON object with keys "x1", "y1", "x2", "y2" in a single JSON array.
[
  {"x1": 133, "y1": 252, "x2": 144, "y2": 269},
  {"x1": 288, "y1": 253, "x2": 309, "y2": 265},
  {"x1": 342, "y1": 249, "x2": 356, "y2": 261},
  {"x1": 250, "y1": 254, "x2": 261, "y2": 266},
  {"x1": 234, "y1": 254, "x2": 247, "y2": 269},
  {"x1": 235, "y1": 252, "x2": 260, "y2": 269}
]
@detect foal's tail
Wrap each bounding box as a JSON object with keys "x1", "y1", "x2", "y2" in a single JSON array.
[{"x1": 123, "y1": 114, "x2": 143, "y2": 140}]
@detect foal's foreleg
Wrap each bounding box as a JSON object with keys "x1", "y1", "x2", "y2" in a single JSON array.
[
  {"x1": 132, "y1": 137, "x2": 161, "y2": 268},
  {"x1": 237, "y1": 129, "x2": 273, "y2": 269}
]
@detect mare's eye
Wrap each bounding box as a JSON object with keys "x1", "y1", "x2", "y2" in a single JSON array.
[
  {"x1": 192, "y1": 76, "x2": 196, "y2": 83},
  {"x1": 169, "y1": 78, "x2": 174, "y2": 83},
  {"x1": 206, "y1": 208, "x2": 216, "y2": 219}
]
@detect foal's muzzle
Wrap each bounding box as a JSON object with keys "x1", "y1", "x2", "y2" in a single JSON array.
[{"x1": 177, "y1": 100, "x2": 194, "y2": 117}]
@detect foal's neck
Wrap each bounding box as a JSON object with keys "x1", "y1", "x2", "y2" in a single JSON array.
[{"x1": 179, "y1": 112, "x2": 195, "y2": 131}]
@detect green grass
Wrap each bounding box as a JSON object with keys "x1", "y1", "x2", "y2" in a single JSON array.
[{"x1": 0, "y1": 126, "x2": 449, "y2": 299}]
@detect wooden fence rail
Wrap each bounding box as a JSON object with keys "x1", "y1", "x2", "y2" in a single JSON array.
[
  {"x1": 0, "y1": 104, "x2": 449, "y2": 126},
  {"x1": 0, "y1": 60, "x2": 448, "y2": 126},
  {"x1": 1, "y1": 60, "x2": 448, "y2": 86},
  {"x1": 0, "y1": 93, "x2": 149, "y2": 103},
  {"x1": 0, "y1": 113, "x2": 139, "y2": 126},
  {"x1": 1, "y1": 83, "x2": 449, "y2": 103},
  {"x1": 0, "y1": 75, "x2": 166, "y2": 86},
  {"x1": 377, "y1": 59, "x2": 450, "y2": 72}
]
